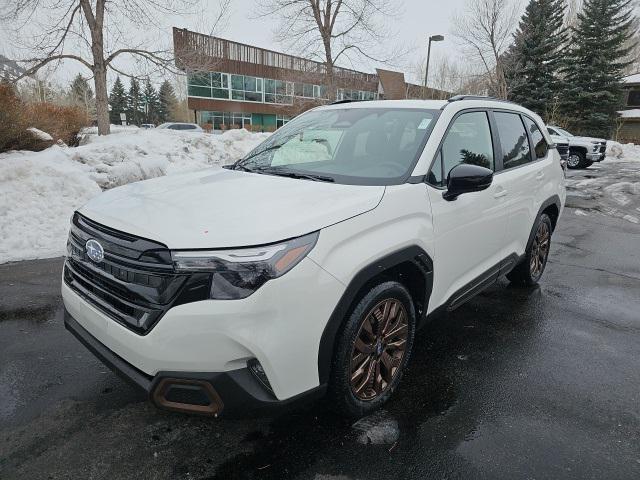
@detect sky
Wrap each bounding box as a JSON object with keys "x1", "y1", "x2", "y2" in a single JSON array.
[{"x1": 0, "y1": 0, "x2": 471, "y2": 88}]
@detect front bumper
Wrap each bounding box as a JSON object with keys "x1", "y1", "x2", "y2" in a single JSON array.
[
  {"x1": 62, "y1": 255, "x2": 345, "y2": 403},
  {"x1": 586, "y1": 152, "x2": 606, "y2": 162},
  {"x1": 64, "y1": 310, "x2": 326, "y2": 415}
]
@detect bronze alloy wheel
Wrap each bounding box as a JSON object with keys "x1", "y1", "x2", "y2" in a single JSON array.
[
  {"x1": 530, "y1": 220, "x2": 551, "y2": 279},
  {"x1": 349, "y1": 298, "x2": 409, "y2": 401}
]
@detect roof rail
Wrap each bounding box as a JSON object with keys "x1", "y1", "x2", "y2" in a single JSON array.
[
  {"x1": 329, "y1": 99, "x2": 360, "y2": 105},
  {"x1": 441, "y1": 95, "x2": 519, "y2": 110}
]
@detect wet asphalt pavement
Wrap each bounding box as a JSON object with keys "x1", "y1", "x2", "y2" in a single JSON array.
[{"x1": 1, "y1": 166, "x2": 640, "y2": 479}]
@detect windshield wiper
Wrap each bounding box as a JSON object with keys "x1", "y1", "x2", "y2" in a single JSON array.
[
  {"x1": 233, "y1": 144, "x2": 283, "y2": 169},
  {"x1": 263, "y1": 168, "x2": 335, "y2": 183}
]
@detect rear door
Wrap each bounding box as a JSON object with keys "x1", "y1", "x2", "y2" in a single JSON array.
[
  {"x1": 426, "y1": 110, "x2": 511, "y2": 310},
  {"x1": 493, "y1": 112, "x2": 551, "y2": 256}
]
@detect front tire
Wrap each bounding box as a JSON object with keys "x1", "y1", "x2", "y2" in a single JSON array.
[
  {"x1": 328, "y1": 281, "x2": 416, "y2": 418},
  {"x1": 507, "y1": 214, "x2": 553, "y2": 286},
  {"x1": 567, "y1": 151, "x2": 588, "y2": 169}
]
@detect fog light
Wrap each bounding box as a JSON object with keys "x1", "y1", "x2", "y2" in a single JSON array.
[{"x1": 248, "y1": 358, "x2": 273, "y2": 393}]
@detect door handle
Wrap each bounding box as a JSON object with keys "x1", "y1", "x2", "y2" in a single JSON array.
[
  {"x1": 494, "y1": 189, "x2": 508, "y2": 199},
  {"x1": 536, "y1": 172, "x2": 545, "y2": 181}
]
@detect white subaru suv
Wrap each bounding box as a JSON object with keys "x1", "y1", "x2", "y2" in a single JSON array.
[{"x1": 62, "y1": 97, "x2": 566, "y2": 418}]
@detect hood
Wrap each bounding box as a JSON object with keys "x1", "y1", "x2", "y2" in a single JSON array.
[
  {"x1": 549, "y1": 134, "x2": 570, "y2": 145},
  {"x1": 79, "y1": 168, "x2": 385, "y2": 249},
  {"x1": 572, "y1": 136, "x2": 607, "y2": 144}
]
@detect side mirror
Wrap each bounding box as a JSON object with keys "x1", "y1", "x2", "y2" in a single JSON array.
[{"x1": 443, "y1": 164, "x2": 493, "y2": 201}]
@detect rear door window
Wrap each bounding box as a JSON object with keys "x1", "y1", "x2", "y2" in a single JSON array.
[{"x1": 494, "y1": 112, "x2": 531, "y2": 170}]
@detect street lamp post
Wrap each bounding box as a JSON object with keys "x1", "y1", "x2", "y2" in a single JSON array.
[{"x1": 424, "y1": 34, "x2": 445, "y2": 97}]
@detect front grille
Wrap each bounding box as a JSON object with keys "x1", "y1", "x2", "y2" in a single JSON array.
[
  {"x1": 556, "y1": 143, "x2": 569, "y2": 159},
  {"x1": 64, "y1": 213, "x2": 210, "y2": 335}
]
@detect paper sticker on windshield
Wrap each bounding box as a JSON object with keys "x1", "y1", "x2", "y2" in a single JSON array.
[{"x1": 417, "y1": 118, "x2": 432, "y2": 130}]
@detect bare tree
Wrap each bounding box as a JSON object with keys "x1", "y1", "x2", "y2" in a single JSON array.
[
  {"x1": 451, "y1": 0, "x2": 521, "y2": 99},
  {"x1": 0, "y1": 0, "x2": 231, "y2": 135},
  {"x1": 256, "y1": 0, "x2": 402, "y2": 101}
]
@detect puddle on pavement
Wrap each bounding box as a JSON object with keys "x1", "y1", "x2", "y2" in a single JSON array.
[{"x1": 0, "y1": 301, "x2": 62, "y2": 323}]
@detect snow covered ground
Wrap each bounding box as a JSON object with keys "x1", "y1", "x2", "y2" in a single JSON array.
[
  {"x1": 565, "y1": 141, "x2": 640, "y2": 224},
  {"x1": 0, "y1": 127, "x2": 269, "y2": 263}
]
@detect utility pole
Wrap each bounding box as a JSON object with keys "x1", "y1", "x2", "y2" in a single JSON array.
[{"x1": 424, "y1": 34, "x2": 445, "y2": 98}]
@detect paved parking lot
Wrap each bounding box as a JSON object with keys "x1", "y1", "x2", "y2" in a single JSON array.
[{"x1": 1, "y1": 164, "x2": 640, "y2": 479}]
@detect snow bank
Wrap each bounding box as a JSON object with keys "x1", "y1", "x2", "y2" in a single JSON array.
[
  {"x1": 0, "y1": 147, "x2": 101, "y2": 263},
  {"x1": 606, "y1": 141, "x2": 640, "y2": 162},
  {"x1": 0, "y1": 129, "x2": 269, "y2": 263}
]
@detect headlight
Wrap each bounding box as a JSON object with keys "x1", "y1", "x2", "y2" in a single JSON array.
[{"x1": 171, "y1": 231, "x2": 319, "y2": 299}]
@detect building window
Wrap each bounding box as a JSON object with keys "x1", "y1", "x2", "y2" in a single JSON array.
[
  {"x1": 200, "y1": 111, "x2": 252, "y2": 130},
  {"x1": 187, "y1": 72, "x2": 229, "y2": 99},
  {"x1": 276, "y1": 115, "x2": 291, "y2": 129},
  {"x1": 293, "y1": 82, "x2": 317, "y2": 98},
  {"x1": 230, "y1": 74, "x2": 263, "y2": 102},
  {"x1": 337, "y1": 88, "x2": 377, "y2": 101},
  {"x1": 232, "y1": 112, "x2": 252, "y2": 129},
  {"x1": 264, "y1": 79, "x2": 293, "y2": 104},
  {"x1": 628, "y1": 90, "x2": 640, "y2": 107}
]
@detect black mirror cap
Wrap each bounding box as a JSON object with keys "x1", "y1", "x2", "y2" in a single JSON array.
[{"x1": 443, "y1": 164, "x2": 493, "y2": 201}]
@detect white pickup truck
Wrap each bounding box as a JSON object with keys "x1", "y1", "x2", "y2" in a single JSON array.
[{"x1": 547, "y1": 125, "x2": 607, "y2": 169}]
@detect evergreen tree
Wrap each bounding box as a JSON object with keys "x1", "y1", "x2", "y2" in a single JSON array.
[
  {"x1": 127, "y1": 78, "x2": 143, "y2": 126},
  {"x1": 69, "y1": 73, "x2": 95, "y2": 115},
  {"x1": 108, "y1": 76, "x2": 127, "y2": 124},
  {"x1": 142, "y1": 80, "x2": 160, "y2": 124},
  {"x1": 505, "y1": 0, "x2": 566, "y2": 121},
  {"x1": 560, "y1": 0, "x2": 636, "y2": 137},
  {"x1": 158, "y1": 80, "x2": 177, "y2": 123}
]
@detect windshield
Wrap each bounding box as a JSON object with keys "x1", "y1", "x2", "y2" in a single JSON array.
[
  {"x1": 555, "y1": 127, "x2": 574, "y2": 137},
  {"x1": 235, "y1": 107, "x2": 440, "y2": 185}
]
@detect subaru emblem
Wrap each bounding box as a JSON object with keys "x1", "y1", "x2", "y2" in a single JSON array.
[{"x1": 85, "y1": 239, "x2": 105, "y2": 263}]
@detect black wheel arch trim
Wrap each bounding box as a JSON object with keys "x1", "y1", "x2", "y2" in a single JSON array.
[
  {"x1": 526, "y1": 195, "x2": 561, "y2": 252},
  {"x1": 318, "y1": 245, "x2": 433, "y2": 384}
]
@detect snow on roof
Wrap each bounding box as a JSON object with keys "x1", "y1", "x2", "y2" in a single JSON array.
[
  {"x1": 618, "y1": 109, "x2": 640, "y2": 119},
  {"x1": 623, "y1": 73, "x2": 640, "y2": 84}
]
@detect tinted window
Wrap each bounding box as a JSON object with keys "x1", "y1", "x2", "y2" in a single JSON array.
[
  {"x1": 430, "y1": 112, "x2": 494, "y2": 186},
  {"x1": 547, "y1": 127, "x2": 558, "y2": 136},
  {"x1": 183, "y1": 124, "x2": 197, "y2": 130},
  {"x1": 168, "y1": 124, "x2": 180, "y2": 130},
  {"x1": 494, "y1": 112, "x2": 531, "y2": 169},
  {"x1": 524, "y1": 117, "x2": 548, "y2": 159}
]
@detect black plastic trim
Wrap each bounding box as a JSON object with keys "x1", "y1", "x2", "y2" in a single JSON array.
[
  {"x1": 317, "y1": 245, "x2": 433, "y2": 384},
  {"x1": 527, "y1": 195, "x2": 562, "y2": 248}
]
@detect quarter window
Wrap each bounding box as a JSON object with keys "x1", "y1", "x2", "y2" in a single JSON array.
[
  {"x1": 523, "y1": 117, "x2": 548, "y2": 159},
  {"x1": 494, "y1": 112, "x2": 531, "y2": 169},
  {"x1": 430, "y1": 111, "x2": 494, "y2": 186}
]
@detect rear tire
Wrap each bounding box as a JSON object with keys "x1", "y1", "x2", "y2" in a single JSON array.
[
  {"x1": 507, "y1": 214, "x2": 553, "y2": 287},
  {"x1": 328, "y1": 281, "x2": 416, "y2": 418}
]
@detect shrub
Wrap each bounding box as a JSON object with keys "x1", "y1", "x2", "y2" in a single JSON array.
[
  {"x1": 0, "y1": 82, "x2": 90, "y2": 153},
  {"x1": 0, "y1": 82, "x2": 30, "y2": 153},
  {"x1": 25, "y1": 102, "x2": 89, "y2": 147}
]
